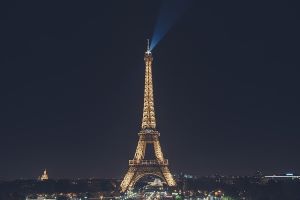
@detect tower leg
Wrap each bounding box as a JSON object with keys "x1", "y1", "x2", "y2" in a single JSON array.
[
  {"x1": 134, "y1": 140, "x2": 146, "y2": 160},
  {"x1": 161, "y1": 166, "x2": 176, "y2": 186},
  {"x1": 120, "y1": 167, "x2": 136, "y2": 193},
  {"x1": 153, "y1": 140, "x2": 164, "y2": 162}
]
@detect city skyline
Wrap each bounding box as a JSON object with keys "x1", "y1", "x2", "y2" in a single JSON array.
[{"x1": 1, "y1": 1, "x2": 300, "y2": 180}]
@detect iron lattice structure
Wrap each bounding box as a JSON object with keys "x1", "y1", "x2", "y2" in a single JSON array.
[{"x1": 120, "y1": 42, "x2": 176, "y2": 192}]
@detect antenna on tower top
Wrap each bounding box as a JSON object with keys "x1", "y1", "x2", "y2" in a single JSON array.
[{"x1": 146, "y1": 39, "x2": 151, "y2": 54}]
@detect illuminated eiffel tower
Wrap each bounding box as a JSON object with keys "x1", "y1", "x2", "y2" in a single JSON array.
[{"x1": 120, "y1": 40, "x2": 176, "y2": 192}]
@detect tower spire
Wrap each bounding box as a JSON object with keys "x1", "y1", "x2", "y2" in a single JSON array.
[
  {"x1": 146, "y1": 39, "x2": 150, "y2": 53},
  {"x1": 142, "y1": 40, "x2": 156, "y2": 129}
]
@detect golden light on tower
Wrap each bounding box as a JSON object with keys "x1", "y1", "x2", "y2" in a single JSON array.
[
  {"x1": 120, "y1": 40, "x2": 176, "y2": 192},
  {"x1": 142, "y1": 39, "x2": 156, "y2": 130}
]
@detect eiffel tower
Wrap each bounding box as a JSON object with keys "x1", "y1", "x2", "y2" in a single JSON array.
[{"x1": 120, "y1": 40, "x2": 176, "y2": 192}]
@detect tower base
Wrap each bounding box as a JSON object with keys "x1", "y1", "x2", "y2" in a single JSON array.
[{"x1": 120, "y1": 164, "x2": 176, "y2": 192}]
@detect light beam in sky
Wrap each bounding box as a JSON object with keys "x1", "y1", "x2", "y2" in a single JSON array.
[{"x1": 150, "y1": 0, "x2": 193, "y2": 51}]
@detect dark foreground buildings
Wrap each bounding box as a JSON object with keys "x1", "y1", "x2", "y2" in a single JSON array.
[{"x1": 1, "y1": 175, "x2": 300, "y2": 200}]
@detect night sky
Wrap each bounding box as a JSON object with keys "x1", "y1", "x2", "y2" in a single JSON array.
[{"x1": 1, "y1": 1, "x2": 300, "y2": 180}]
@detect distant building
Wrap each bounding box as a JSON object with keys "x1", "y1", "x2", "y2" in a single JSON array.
[
  {"x1": 39, "y1": 169, "x2": 48, "y2": 181},
  {"x1": 264, "y1": 173, "x2": 300, "y2": 181}
]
